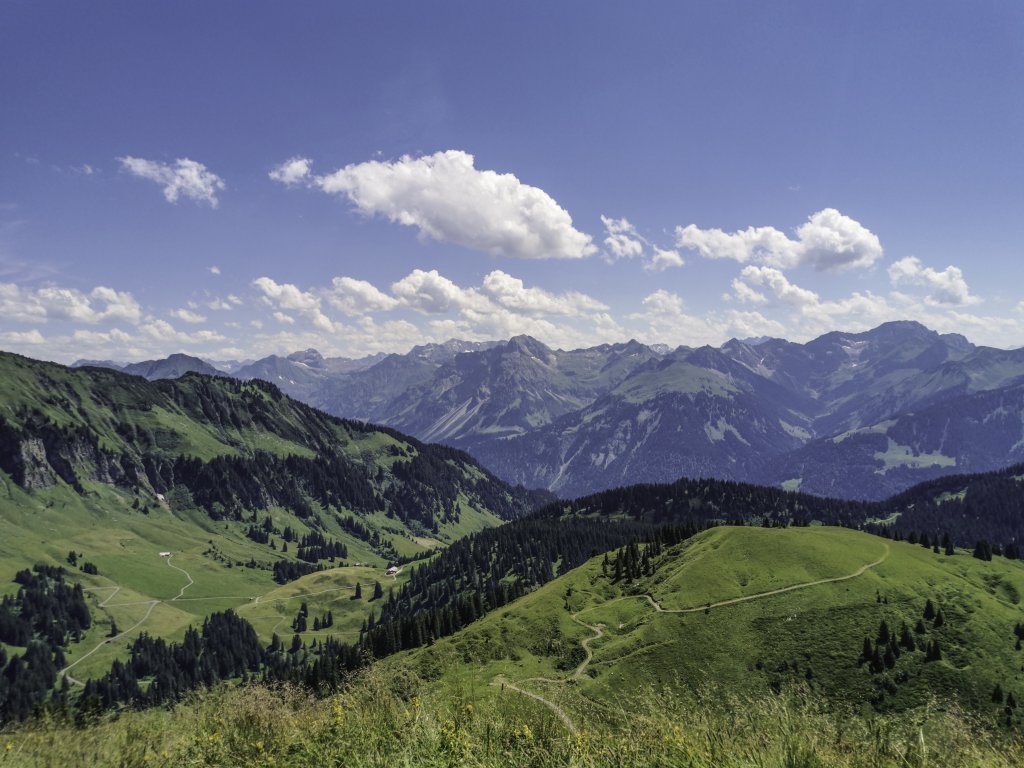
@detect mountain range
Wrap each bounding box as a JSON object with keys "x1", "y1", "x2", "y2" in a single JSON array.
[{"x1": 71, "y1": 321, "x2": 1024, "y2": 500}]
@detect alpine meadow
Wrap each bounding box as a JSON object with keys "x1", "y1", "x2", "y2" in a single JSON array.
[{"x1": 2, "y1": 3, "x2": 1024, "y2": 766}]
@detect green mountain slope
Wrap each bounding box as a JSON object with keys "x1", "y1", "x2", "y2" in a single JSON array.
[{"x1": 390, "y1": 526, "x2": 1024, "y2": 728}]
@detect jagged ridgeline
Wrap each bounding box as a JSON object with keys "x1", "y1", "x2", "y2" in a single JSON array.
[{"x1": 0, "y1": 351, "x2": 547, "y2": 536}]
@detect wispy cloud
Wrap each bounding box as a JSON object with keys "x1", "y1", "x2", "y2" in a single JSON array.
[{"x1": 118, "y1": 156, "x2": 226, "y2": 208}]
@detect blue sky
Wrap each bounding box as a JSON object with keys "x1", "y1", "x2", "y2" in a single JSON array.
[{"x1": 1, "y1": 1, "x2": 1022, "y2": 363}]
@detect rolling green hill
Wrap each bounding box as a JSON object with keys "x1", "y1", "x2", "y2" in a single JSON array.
[
  {"x1": 391, "y1": 525, "x2": 1024, "y2": 730},
  {"x1": 8, "y1": 525, "x2": 1024, "y2": 767}
]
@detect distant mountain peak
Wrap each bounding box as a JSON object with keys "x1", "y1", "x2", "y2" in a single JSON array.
[
  {"x1": 120, "y1": 354, "x2": 223, "y2": 381},
  {"x1": 71, "y1": 358, "x2": 124, "y2": 370},
  {"x1": 287, "y1": 348, "x2": 326, "y2": 368},
  {"x1": 505, "y1": 335, "x2": 553, "y2": 359}
]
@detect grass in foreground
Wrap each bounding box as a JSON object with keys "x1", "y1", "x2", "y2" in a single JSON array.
[{"x1": 2, "y1": 670, "x2": 1022, "y2": 768}]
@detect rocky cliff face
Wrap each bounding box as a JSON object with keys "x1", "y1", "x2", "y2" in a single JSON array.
[
  {"x1": 0, "y1": 416, "x2": 133, "y2": 491},
  {"x1": 13, "y1": 437, "x2": 57, "y2": 489}
]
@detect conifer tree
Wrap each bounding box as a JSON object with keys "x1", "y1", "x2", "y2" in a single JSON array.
[
  {"x1": 884, "y1": 646, "x2": 896, "y2": 669},
  {"x1": 870, "y1": 646, "x2": 884, "y2": 674},
  {"x1": 899, "y1": 623, "x2": 915, "y2": 651},
  {"x1": 877, "y1": 619, "x2": 891, "y2": 645},
  {"x1": 862, "y1": 637, "x2": 873, "y2": 663}
]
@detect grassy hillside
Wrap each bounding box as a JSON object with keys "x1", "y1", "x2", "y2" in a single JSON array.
[
  {"x1": 5, "y1": 526, "x2": 1024, "y2": 767},
  {"x1": 389, "y1": 526, "x2": 1024, "y2": 731}
]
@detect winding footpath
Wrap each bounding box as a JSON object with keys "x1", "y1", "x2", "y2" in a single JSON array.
[
  {"x1": 165, "y1": 554, "x2": 194, "y2": 601},
  {"x1": 494, "y1": 542, "x2": 891, "y2": 735},
  {"x1": 60, "y1": 555, "x2": 196, "y2": 685},
  {"x1": 60, "y1": 600, "x2": 160, "y2": 685},
  {"x1": 63, "y1": 558, "x2": 401, "y2": 686},
  {"x1": 636, "y1": 542, "x2": 891, "y2": 615},
  {"x1": 492, "y1": 676, "x2": 579, "y2": 736}
]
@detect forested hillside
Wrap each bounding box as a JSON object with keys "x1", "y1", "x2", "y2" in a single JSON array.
[{"x1": 0, "y1": 351, "x2": 545, "y2": 537}]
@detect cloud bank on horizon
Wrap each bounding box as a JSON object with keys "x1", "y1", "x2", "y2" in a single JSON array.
[
  {"x1": 0, "y1": 146, "x2": 1011, "y2": 364},
  {"x1": 0, "y1": 146, "x2": 1016, "y2": 364}
]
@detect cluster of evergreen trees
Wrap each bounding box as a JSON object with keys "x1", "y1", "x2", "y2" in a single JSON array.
[
  {"x1": 0, "y1": 566, "x2": 91, "y2": 647},
  {"x1": 296, "y1": 531, "x2": 348, "y2": 564},
  {"x1": 0, "y1": 566, "x2": 91, "y2": 722},
  {"x1": 537, "y1": 476, "x2": 871, "y2": 529},
  {"x1": 861, "y1": 620, "x2": 917, "y2": 673},
  {"x1": 80, "y1": 611, "x2": 264, "y2": 712},
  {"x1": 290, "y1": 602, "x2": 334, "y2": 633},
  {"x1": 271, "y1": 560, "x2": 322, "y2": 585},
  {"x1": 859, "y1": 600, "x2": 945, "y2": 677},
  {"x1": 880, "y1": 466, "x2": 1024, "y2": 550},
  {"x1": 875, "y1": 526, "x2": 1021, "y2": 563},
  {"x1": 601, "y1": 527, "x2": 704, "y2": 583}
]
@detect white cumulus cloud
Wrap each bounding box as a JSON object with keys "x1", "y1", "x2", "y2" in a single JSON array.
[
  {"x1": 0, "y1": 329, "x2": 46, "y2": 345},
  {"x1": 309, "y1": 150, "x2": 595, "y2": 260},
  {"x1": 480, "y1": 270, "x2": 608, "y2": 316},
  {"x1": 253, "y1": 277, "x2": 337, "y2": 333},
  {"x1": 138, "y1": 319, "x2": 225, "y2": 346},
  {"x1": 118, "y1": 156, "x2": 226, "y2": 208},
  {"x1": 0, "y1": 283, "x2": 141, "y2": 324},
  {"x1": 391, "y1": 269, "x2": 483, "y2": 314},
  {"x1": 733, "y1": 266, "x2": 820, "y2": 307},
  {"x1": 269, "y1": 157, "x2": 312, "y2": 186},
  {"x1": 647, "y1": 246, "x2": 685, "y2": 271},
  {"x1": 675, "y1": 208, "x2": 883, "y2": 272},
  {"x1": 628, "y1": 289, "x2": 785, "y2": 348},
  {"x1": 601, "y1": 215, "x2": 645, "y2": 260},
  {"x1": 170, "y1": 308, "x2": 207, "y2": 324},
  {"x1": 887, "y1": 256, "x2": 979, "y2": 306},
  {"x1": 325, "y1": 276, "x2": 400, "y2": 316}
]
